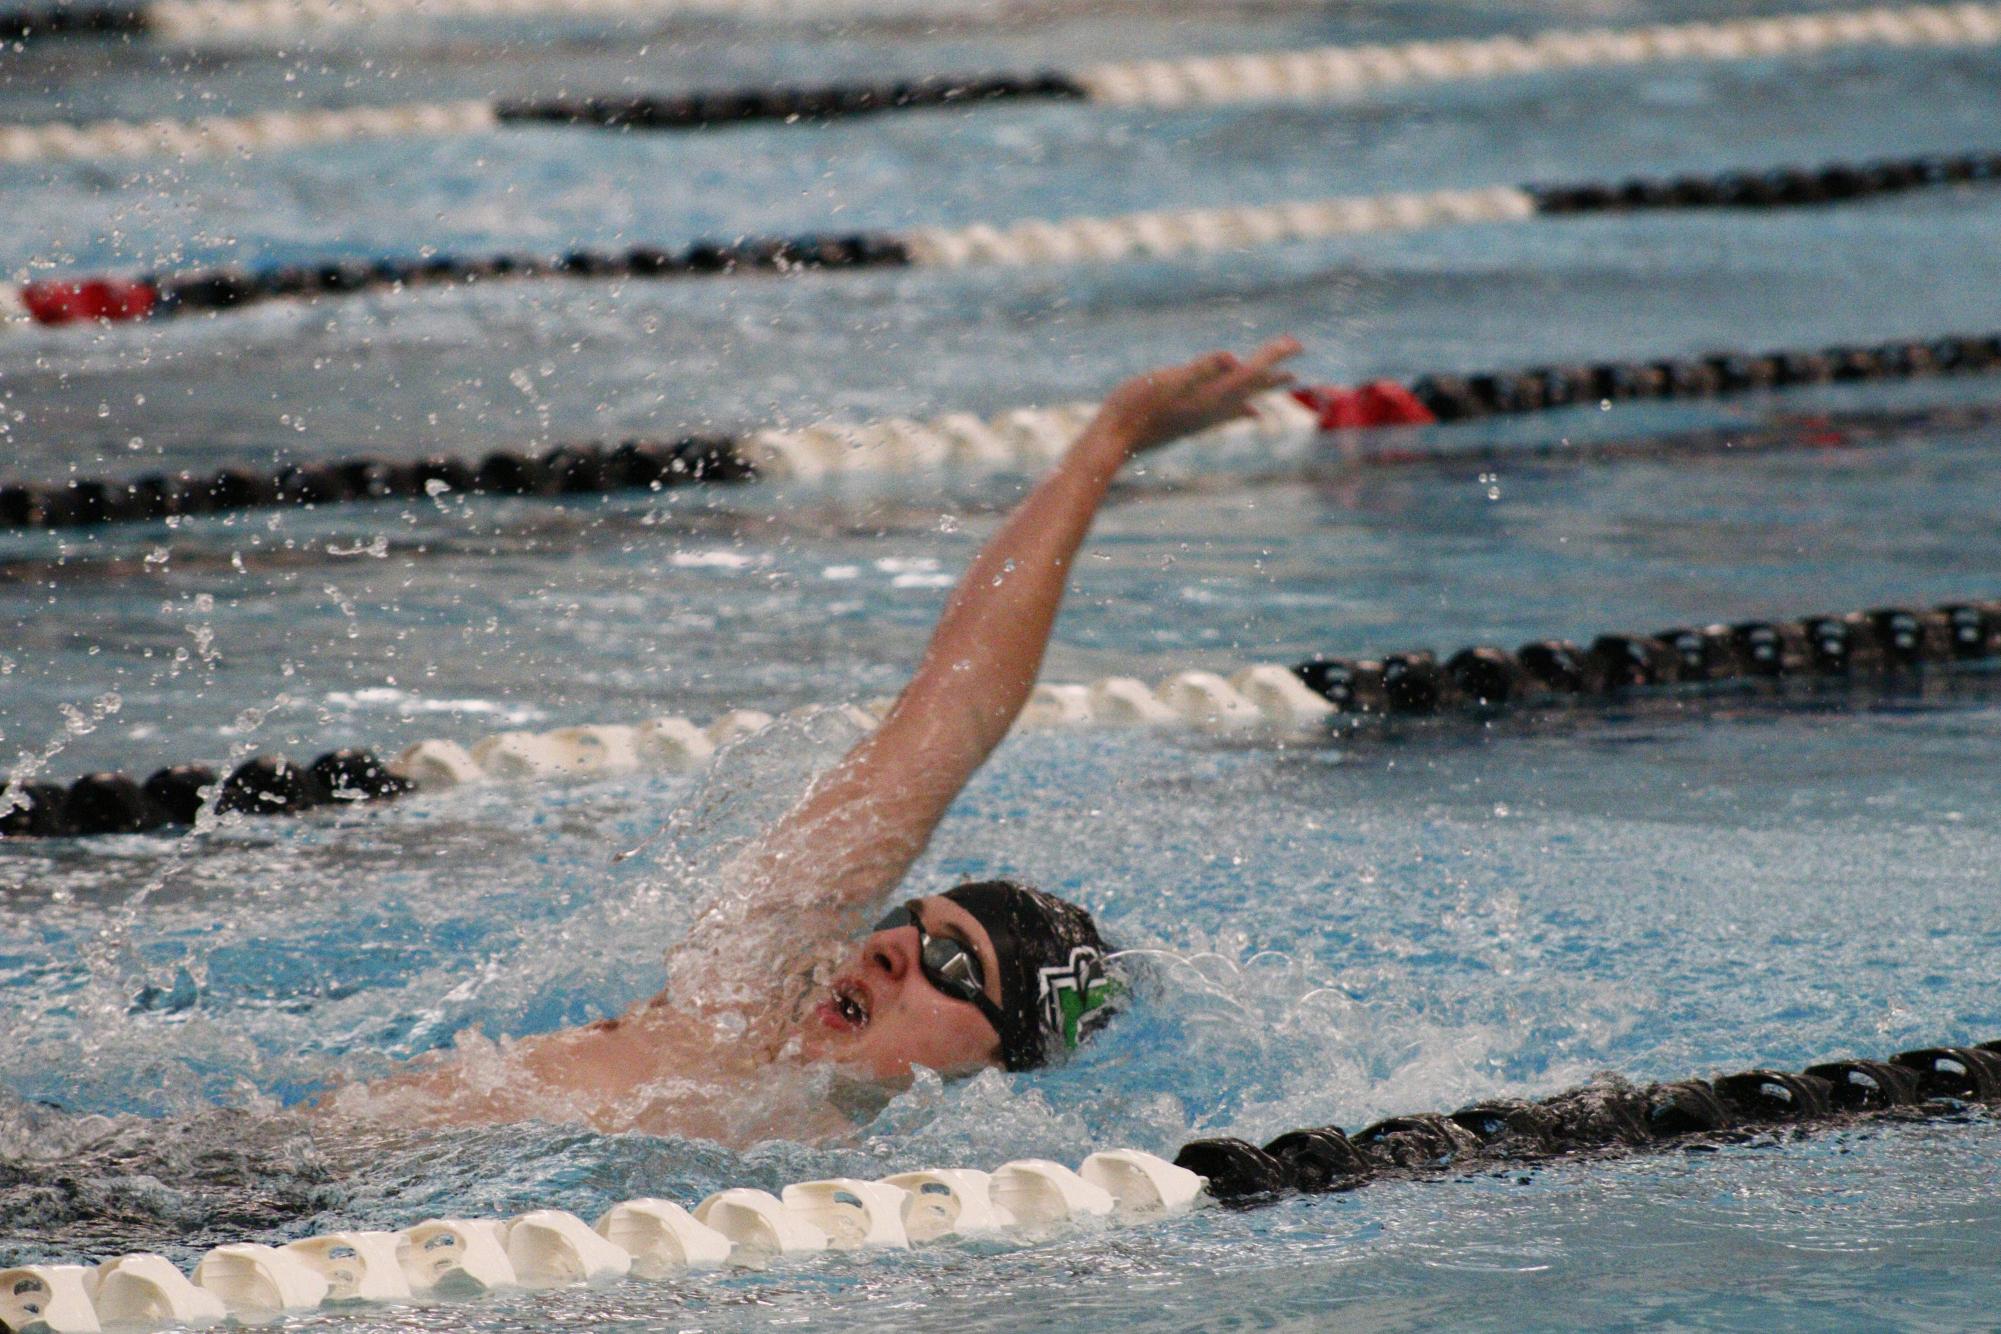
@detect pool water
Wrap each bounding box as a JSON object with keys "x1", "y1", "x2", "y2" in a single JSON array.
[{"x1": 4, "y1": 0, "x2": 2001, "y2": 1327}]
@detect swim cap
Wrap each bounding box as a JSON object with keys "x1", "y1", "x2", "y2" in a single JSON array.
[{"x1": 943, "y1": 880, "x2": 1122, "y2": 1072}]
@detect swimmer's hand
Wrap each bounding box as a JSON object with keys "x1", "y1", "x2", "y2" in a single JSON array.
[{"x1": 1090, "y1": 336, "x2": 1304, "y2": 459}]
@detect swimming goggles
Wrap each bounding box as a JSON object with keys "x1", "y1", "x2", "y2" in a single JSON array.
[{"x1": 872, "y1": 901, "x2": 1009, "y2": 1035}]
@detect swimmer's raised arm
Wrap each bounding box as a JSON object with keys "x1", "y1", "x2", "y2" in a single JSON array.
[{"x1": 745, "y1": 337, "x2": 1303, "y2": 911}]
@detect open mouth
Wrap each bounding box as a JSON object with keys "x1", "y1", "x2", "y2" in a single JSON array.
[{"x1": 819, "y1": 977, "x2": 871, "y2": 1032}]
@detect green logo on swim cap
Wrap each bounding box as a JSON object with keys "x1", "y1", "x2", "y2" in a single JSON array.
[{"x1": 1036, "y1": 947, "x2": 1124, "y2": 1051}]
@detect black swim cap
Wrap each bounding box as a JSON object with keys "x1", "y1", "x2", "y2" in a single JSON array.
[{"x1": 943, "y1": 879, "x2": 1122, "y2": 1072}]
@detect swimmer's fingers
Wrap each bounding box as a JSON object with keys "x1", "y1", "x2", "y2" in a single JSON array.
[
  {"x1": 1246, "y1": 335, "x2": 1305, "y2": 374},
  {"x1": 1142, "y1": 352, "x2": 1237, "y2": 403},
  {"x1": 1228, "y1": 364, "x2": 1300, "y2": 404},
  {"x1": 1196, "y1": 343, "x2": 1302, "y2": 425},
  {"x1": 1092, "y1": 337, "x2": 1308, "y2": 455},
  {"x1": 1187, "y1": 350, "x2": 1243, "y2": 384},
  {"x1": 1170, "y1": 340, "x2": 1299, "y2": 400},
  {"x1": 1213, "y1": 337, "x2": 1304, "y2": 399}
]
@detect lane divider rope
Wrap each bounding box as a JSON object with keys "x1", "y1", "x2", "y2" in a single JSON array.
[
  {"x1": 0, "y1": 0, "x2": 927, "y2": 45},
  {"x1": 6, "y1": 329, "x2": 2000, "y2": 532},
  {"x1": 1075, "y1": 1, "x2": 2001, "y2": 106},
  {"x1": 1176, "y1": 1039, "x2": 2001, "y2": 1198},
  {"x1": 7, "y1": 150, "x2": 1997, "y2": 328},
  {"x1": 0, "y1": 393, "x2": 1280, "y2": 529},
  {"x1": 0, "y1": 100, "x2": 499, "y2": 165},
  {"x1": 3, "y1": 1038, "x2": 1997, "y2": 1331},
  {"x1": 4, "y1": 0, "x2": 1998, "y2": 111},
  {"x1": 6, "y1": 595, "x2": 1996, "y2": 840}
]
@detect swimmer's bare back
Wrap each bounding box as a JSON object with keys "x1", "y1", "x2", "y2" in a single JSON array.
[{"x1": 321, "y1": 339, "x2": 1304, "y2": 1147}]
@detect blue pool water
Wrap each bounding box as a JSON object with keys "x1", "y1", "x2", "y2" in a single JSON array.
[{"x1": 4, "y1": 0, "x2": 2001, "y2": 1327}]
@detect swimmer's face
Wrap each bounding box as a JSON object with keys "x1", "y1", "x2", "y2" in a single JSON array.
[{"x1": 803, "y1": 894, "x2": 1004, "y2": 1082}]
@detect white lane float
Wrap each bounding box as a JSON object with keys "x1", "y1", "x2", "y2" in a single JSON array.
[
  {"x1": 1078, "y1": 1150, "x2": 1205, "y2": 1214},
  {"x1": 1230, "y1": 665, "x2": 1340, "y2": 726},
  {"x1": 987, "y1": 1159, "x2": 1118, "y2": 1226},
  {"x1": 281, "y1": 1232, "x2": 411, "y2": 1302},
  {"x1": 634, "y1": 717, "x2": 718, "y2": 768},
  {"x1": 1155, "y1": 671, "x2": 1266, "y2": 731},
  {"x1": 501, "y1": 1211, "x2": 631, "y2": 1287},
  {"x1": 1086, "y1": 676, "x2": 1181, "y2": 725},
  {"x1": 189, "y1": 1243, "x2": 330, "y2": 1318},
  {"x1": 779, "y1": 1179, "x2": 914, "y2": 1250},
  {"x1": 0, "y1": 1266, "x2": 99, "y2": 1334},
  {"x1": 394, "y1": 1219, "x2": 517, "y2": 1294},
  {"x1": 878, "y1": 1168, "x2": 1014, "y2": 1241},
  {"x1": 591, "y1": 1200, "x2": 732, "y2": 1278},
  {"x1": 690, "y1": 1189, "x2": 830, "y2": 1262},
  {"x1": 6, "y1": 1144, "x2": 1212, "y2": 1333},
  {"x1": 1021, "y1": 683, "x2": 1093, "y2": 728},
  {"x1": 88, "y1": 1255, "x2": 227, "y2": 1327},
  {"x1": 381, "y1": 655, "x2": 1339, "y2": 798}
]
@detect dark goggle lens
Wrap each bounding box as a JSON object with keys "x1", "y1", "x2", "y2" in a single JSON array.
[
  {"x1": 920, "y1": 933, "x2": 986, "y2": 1002},
  {"x1": 871, "y1": 903, "x2": 986, "y2": 1003}
]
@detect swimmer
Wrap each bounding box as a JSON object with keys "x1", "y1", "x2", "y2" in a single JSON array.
[{"x1": 332, "y1": 337, "x2": 1302, "y2": 1144}]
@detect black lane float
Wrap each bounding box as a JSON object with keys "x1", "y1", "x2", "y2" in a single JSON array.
[
  {"x1": 4, "y1": 330, "x2": 1999, "y2": 533},
  {"x1": 1173, "y1": 1041, "x2": 2001, "y2": 1202},
  {"x1": 5, "y1": 596, "x2": 1998, "y2": 841}
]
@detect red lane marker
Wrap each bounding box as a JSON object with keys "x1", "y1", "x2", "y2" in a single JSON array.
[
  {"x1": 20, "y1": 278, "x2": 157, "y2": 325},
  {"x1": 1292, "y1": 380, "x2": 1439, "y2": 430},
  {"x1": 1357, "y1": 380, "x2": 1438, "y2": 426},
  {"x1": 1790, "y1": 414, "x2": 1853, "y2": 449},
  {"x1": 1290, "y1": 385, "x2": 1352, "y2": 427}
]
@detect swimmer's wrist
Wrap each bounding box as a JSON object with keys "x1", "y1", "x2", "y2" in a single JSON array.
[{"x1": 1069, "y1": 416, "x2": 1146, "y2": 475}]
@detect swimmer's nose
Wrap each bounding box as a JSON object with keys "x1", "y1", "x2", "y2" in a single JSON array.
[{"x1": 867, "y1": 928, "x2": 917, "y2": 983}]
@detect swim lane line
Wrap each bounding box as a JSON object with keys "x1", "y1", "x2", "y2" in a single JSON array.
[
  {"x1": 5, "y1": 329, "x2": 1999, "y2": 532},
  {"x1": 0, "y1": 0, "x2": 958, "y2": 44},
  {"x1": 5, "y1": 595, "x2": 1997, "y2": 840},
  {"x1": 2, "y1": 1040, "x2": 1996, "y2": 1331},
  {"x1": 7, "y1": 149, "x2": 1997, "y2": 329},
  {"x1": 4, "y1": 1, "x2": 1998, "y2": 141}
]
